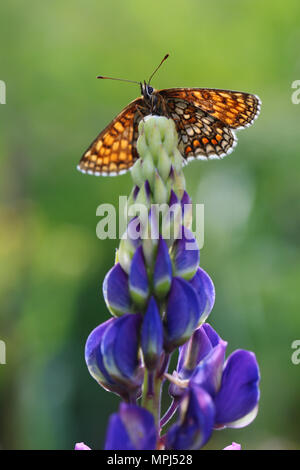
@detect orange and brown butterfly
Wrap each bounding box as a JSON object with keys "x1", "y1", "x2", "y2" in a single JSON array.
[{"x1": 77, "y1": 55, "x2": 261, "y2": 176}]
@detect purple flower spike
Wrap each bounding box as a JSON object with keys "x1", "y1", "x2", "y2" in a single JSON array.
[
  {"x1": 214, "y1": 350, "x2": 260, "y2": 428},
  {"x1": 171, "y1": 226, "x2": 200, "y2": 280},
  {"x1": 141, "y1": 297, "x2": 163, "y2": 370},
  {"x1": 75, "y1": 442, "x2": 91, "y2": 450},
  {"x1": 105, "y1": 403, "x2": 157, "y2": 450},
  {"x1": 103, "y1": 263, "x2": 133, "y2": 317},
  {"x1": 164, "y1": 277, "x2": 201, "y2": 351},
  {"x1": 101, "y1": 314, "x2": 143, "y2": 389},
  {"x1": 129, "y1": 246, "x2": 149, "y2": 308},
  {"x1": 189, "y1": 268, "x2": 215, "y2": 324},
  {"x1": 166, "y1": 385, "x2": 215, "y2": 450},
  {"x1": 153, "y1": 238, "x2": 173, "y2": 299}
]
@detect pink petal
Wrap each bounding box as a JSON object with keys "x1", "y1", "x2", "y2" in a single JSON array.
[{"x1": 223, "y1": 442, "x2": 241, "y2": 450}]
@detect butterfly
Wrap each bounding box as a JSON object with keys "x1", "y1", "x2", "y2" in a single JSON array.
[{"x1": 77, "y1": 55, "x2": 261, "y2": 176}]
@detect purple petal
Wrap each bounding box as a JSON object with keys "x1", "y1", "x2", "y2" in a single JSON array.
[
  {"x1": 181, "y1": 191, "x2": 193, "y2": 228},
  {"x1": 214, "y1": 350, "x2": 260, "y2": 427},
  {"x1": 177, "y1": 324, "x2": 221, "y2": 376},
  {"x1": 164, "y1": 277, "x2": 200, "y2": 351},
  {"x1": 189, "y1": 268, "x2": 215, "y2": 323},
  {"x1": 101, "y1": 314, "x2": 143, "y2": 386},
  {"x1": 153, "y1": 238, "x2": 172, "y2": 298},
  {"x1": 191, "y1": 340, "x2": 227, "y2": 397},
  {"x1": 133, "y1": 185, "x2": 140, "y2": 200},
  {"x1": 202, "y1": 323, "x2": 221, "y2": 347},
  {"x1": 181, "y1": 190, "x2": 192, "y2": 207},
  {"x1": 141, "y1": 297, "x2": 163, "y2": 370},
  {"x1": 103, "y1": 263, "x2": 133, "y2": 316},
  {"x1": 129, "y1": 246, "x2": 149, "y2": 308},
  {"x1": 169, "y1": 189, "x2": 179, "y2": 206},
  {"x1": 166, "y1": 385, "x2": 215, "y2": 450},
  {"x1": 105, "y1": 404, "x2": 157, "y2": 450},
  {"x1": 105, "y1": 413, "x2": 134, "y2": 450},
  {"x1": 75, "y1": 442, "x2": 91, "y2": 450},
  {"x1": 172, "y1": 226, "x2": 199, "y2": 280},
  {"x1": 85, "y1": 319, "x2": 117, "y2": 388}
]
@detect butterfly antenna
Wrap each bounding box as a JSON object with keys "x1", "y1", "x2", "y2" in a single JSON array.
[
  {"x1": 97, "y1": 76, "x2": 140, "y2": 85},
  {"x1": 148, "y1": 54, "x2": 169, "y2": 85}
]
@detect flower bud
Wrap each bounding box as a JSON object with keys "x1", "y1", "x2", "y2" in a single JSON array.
[
  {"x1": 181, "y1": 191, "x2": 193, "y2": 229},
  {"x1": 141, "y1": 297, "x2": 163, "y2": 370},
  {"x1": 189, "y1": 268, "x2": 215, "y2": 324},
  {"x1": 153, "y1": 238, "x2": 172, "y2": 299},
  {"x1": 141, "y1": 152, "x2": 156, "y2": 186},
  {"x1": 85, "y1": 319, "x2": 142, "y2": 400},
  {"x1": 142, "y1": 207, "x2": 159, "y2": 268},
  {"x1": 157, "y1": 146, "x2": 172, "y2": 182},
  {"x1": 129, "y1": 246, "x2": 149, "y2": 308},
  {"x1": 131, "y1": 159, "x2": 144, "y2": 186},
  {"x1": 118, "y1": 217, "x2": 142, "y2": 273},
  {"x1": 153, "y1": 170, "x2": 169, "y2": 204},
  {"x1": 171, "y1": 226, "x2": 200, "y2": 280},
  {"x1": 164, "y1": 277, "x2": 201, "y2": 351},
  {"x1": 101, "y1": 314, "x2": 143, "y2": 389},
  {"x1": 103, "y1": 263, "x2": 133, "y2": 317}
]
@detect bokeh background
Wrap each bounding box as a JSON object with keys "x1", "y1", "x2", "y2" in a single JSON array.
[{"x1": 0, "y1": 0, "x2": 300, "y2": 450}]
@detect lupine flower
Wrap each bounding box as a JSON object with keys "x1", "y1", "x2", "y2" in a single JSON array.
[
  {"x1": 79, "y1": 115, "x2": 261, "y2": 451},
  {"x1": 165, "y1": 384, "x2": 215, "y2": 450},
  {"x1": 169, "y1": 323, "x2": 260, "y2": 429},
  {"x1": 85, "y1": 316, "x2": 143, "y2": 401},
  {"x1": 105, "y1": 403, "x2": 157, "y2": 450}
]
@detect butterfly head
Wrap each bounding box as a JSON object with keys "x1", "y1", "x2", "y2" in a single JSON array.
[{"x1": 141, "y1": 81, "x2": 155, "y2": 101}]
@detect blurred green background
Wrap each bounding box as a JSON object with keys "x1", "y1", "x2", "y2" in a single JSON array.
[{"x1": 0, "y1": 0, "x2": 300, "y2": 450}]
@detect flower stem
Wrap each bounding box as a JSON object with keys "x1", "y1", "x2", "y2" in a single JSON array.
[{"x1": 141, "y1": 368, "x2": 162, "y2": 429}]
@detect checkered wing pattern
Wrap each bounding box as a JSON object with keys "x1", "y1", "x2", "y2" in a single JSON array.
[
  {"x1": 77, "y1": 98, "x2": 144, "y2": 176},
  {"x1": 160, "y1": 88, "x2": 261, "y2": 160}
]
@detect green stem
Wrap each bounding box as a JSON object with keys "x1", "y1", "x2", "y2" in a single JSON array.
[{"x1": 141, "y1": 368, "x2": 162, "y2": 429}]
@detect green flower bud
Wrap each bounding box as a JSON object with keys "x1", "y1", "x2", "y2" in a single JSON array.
[
  {"x1": 131, "y1": 159, "x2": 144, "y2": 187},
  {"x1": 153, "y1": 171, "x2": 169, "y2": 205},
  {"x1": 157, "y1": 146, "x2": 172, "y2": 182},
  {"x1": 141, "y1": 151, "x2": 156, "y2": 187}
]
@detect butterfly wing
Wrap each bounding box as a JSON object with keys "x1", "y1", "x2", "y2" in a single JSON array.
[
  {"x1": 159, "y1": 88, "x2": 261, "y2": 160},
  {"x1": 77, "y1": 98, "x2": 144, "y2": 176},
  {"x1": 160, "y1": 88, "x2": 261, "y2": 129}
]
